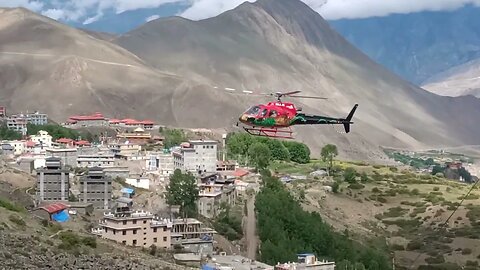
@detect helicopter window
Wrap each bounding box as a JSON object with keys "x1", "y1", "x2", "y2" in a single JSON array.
[
  {"x1": 245, "y1": 106, "x2": 260, "y2": 115},
  {"x1": 260, "y1": 109, "x2": 268, "y2": 117},
  {"x1": 269, "y1": 110, "x2": 278, "y2": 117}
]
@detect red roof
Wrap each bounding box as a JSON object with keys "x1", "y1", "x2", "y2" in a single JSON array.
[
  {"x1": 39, "y1": 202, "x2": 68, "y2": 214},
  {"x1": 69, "y1": 113, "x2": 105, "y2": 121},
  {"x1": 57, "y1": 138, "x2": 74, "y2": 144},
  {"x1": 26, "y1": 141, "x2": 36, "y2": 147},
  {"x1": 234, "y1": 168, "x2": 250, "y2": 178},
  {"x1": 109, "y1": 119, "x2": 121, "y2": 124},
  {"x1": 141, "y1": 120, "x2": 154, "y2": 125},
  {"x1": 74, "y1": 140, "x2": 91, "y2": 146}
]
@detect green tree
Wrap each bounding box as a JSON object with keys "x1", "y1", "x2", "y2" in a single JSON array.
[
  {"x1": 0, "y1": 125, "x2": 22, "y2": 140},
  {"x1": 344, "y1": 167, "x2": 357, "y2": 184},
  {"x1": 431, "y1": 165, "x2": 444, "y2": 175},
  {"x1": 248, "y1": 143, "x2": 271, "y2": 171},
  {"x1": 321, "y1": 144, "x2": 338, "y2": 175},
  {"x1": 332, "y1": 182, "x2": 340, "y2": 193},
  {"x1": 162, "y1": 129, "x2": 186, "y2": 149},
  {"x1": 166, "y1": 169, "x2": 199, "y2": 217},
  {"x1": 226, "y1": 133, "x2": 255, "y2": 160},
  {"x1": 283, "y1": 141, "x2": 310, "y2": 164},
  {"x1": 27, "y1": 124, "x2": 84, "y2": 141},
  {"x1": 360, "y1": 172, "x2": 369, "y2": 183},
  {"x1": 265, "y1": 139, "x2": 290, "y2": 161}
]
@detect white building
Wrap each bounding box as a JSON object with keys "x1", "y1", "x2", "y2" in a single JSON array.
[
  {"x1": 126, "y1": 177, "x2": 150, "y2": 189},
  {"x1": 30, "y1": 130, "x2": 53, "y2": 148},
  {"x1": 26, "y1": 111, "x2": 48, "y2": 125},
  {"x1": 275, "y1": 254, "x2": 335, "y2": 270},
  {"x1": 2, "y1": 140, "x2": 26, "y2": 155},
  {"x1": 6, "y1": 115, "x2": 27, "y2": 136},
  {"x1": 172, "y1": 140, "x2": 218, "y2": 175},
  {"x1": 77, "y1": 154, "x2": 116, "y2": 168},
  {"x1": 146, "y1": 152, "x2": 174, "y2": 176}
]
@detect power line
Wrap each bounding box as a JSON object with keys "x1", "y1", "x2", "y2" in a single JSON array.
[{"x1": 408, "y1": 177, "x2": 480, "y2": 269}]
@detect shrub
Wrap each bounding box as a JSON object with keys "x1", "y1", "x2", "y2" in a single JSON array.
[
  {"x1": 460, "y1": 194, "x2": 480, "y2": 200},
  {"x1": 466, "y1": 261, "x2": 479, "y2": 267},
  {"x1": 433, "y1": 187, "x2": 440, "y2": 191},
  {"x1": 406, "y1": 241, "x2": 423, "y2": 251},
  {"x1": 390, "y1": 244, "x2": 405, "y2": 250},
  {"x1": 410, "y1": 189, "x2": 420, "y2": 195},
  {"x1": 8, "y1": 215, "x2": 26, "y2": 227},
  {"x1": 58, "y1": 231, "x2": 81, "y2": 250},
  {"x1": 348, "y1": 183, "x2": 365, "y2": 190},
  {"x1": 389, "y1": 167, "x2": 398, "y2": 172},
  {"x1": 0, "y1": 198, "x2": 25, "y2": 212},
  {"x1": 446, "y1": 187, "x2": 452, "y2": 192},
  {"x1": 425, "y1": 255, "x2": 445, "y2": 264},
  {"x1": 377, "y1": 197, "x2": 387, "y2": 203},
  {"x1": 372, "y1": 187, "x2": 381, "y2": 193},
  {"x1": 383, "y1": 207, "x2": 408, "y2": 218},
  {"x1": 81, "y1": 236, "x2": 97, "y2": 248},
  {"x1": 149, "y1": 245, "x2": 157, "y2": 256},
  {"x1": 462, "y1": 248, "x2": 472, "y2": 255},
  {"x1": 332, "y1": 182, "x2": 340, "y2": 193}
]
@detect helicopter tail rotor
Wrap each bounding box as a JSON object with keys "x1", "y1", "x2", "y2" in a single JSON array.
[{"x1": 342, "y1": 104, "x2": 358, "y2": 133}]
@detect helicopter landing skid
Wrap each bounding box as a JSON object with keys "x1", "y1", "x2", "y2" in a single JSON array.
[{"x1": 243, "y1": 126, "x2": 294, "y2": 139}]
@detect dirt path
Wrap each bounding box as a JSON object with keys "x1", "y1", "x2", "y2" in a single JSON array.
[{"x1": 245, "y1": 193, "x2": 258, "y2": 260}]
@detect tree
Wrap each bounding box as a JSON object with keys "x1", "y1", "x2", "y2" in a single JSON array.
[
  {"x1": 265, "y1": 139, "x2": 290, "y2": 161},
  {"x1": 0, "y1": 125, "x2": 22, "y2": 140},
  {"x1": 360, "y1": 172, "x2": 369, "y2": 183},
  {"x1": 332, "y1": 182, "x2": 340, "y2": 193},
  {"x1": 431, "y1": 165, "x2": 444, "y2": 175},
  {"x1": 226, "y1": 133, "x2": 255, "y2": 160},
  {"x1": 321, "y1": 144, "x2": 338, "y2": 176},
  {"x1": 248, "y1": 143, "x2": 271, "y2": 171},
  {"x1": 162, "y1": 129, "x2": 186, "y2": 149},
  {"x1": 166, "y1": 169, "x2": 198, "y2": 217},
  {"x1": 283, "y1": 141, "x2": 310, "y2": 164},
  {"x1": 344, "y1": 167, "x2": 357, "y2": 184},
  {"x1": 27, "y1": 124, "x2": 85, "y2": 141}
]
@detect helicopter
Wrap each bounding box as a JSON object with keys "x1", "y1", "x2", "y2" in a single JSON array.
[{"x1": 215, "y1": 87, "x2": 358, "y2": 139}]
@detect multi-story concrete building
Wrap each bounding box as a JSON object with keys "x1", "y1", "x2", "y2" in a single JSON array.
[
  {"x1": 110, "y1": 143, "x2": 142, "y2": 160},
  {"x1": 197, "y1": 174, "x2": 236, "y2": 219},
  {"x1": 6, "y1": 115, "x2": 27, "y2": 136},
  {"x1": 77, "y1": 154, "x2": 116, "y2": 168},
  {"x1": 79, "y1": 167, "x2": 113, "y2": 210},
  {"x1": 30, "y1": 130, "x2": 53, "y2": 148},
  {"x1": 36, "y1": 157, "x2": 70, "y2": 202},
  {"x1": 26, "y1": 111, "x2": 48, "y2": 125},
  {"x1": 146, "y1": 152, "x2": 174, "y2": 176},
  {"x1": 172, "y1": 140, "x2": 218, "y2": 175},
  {"x1": 170, "y1": 218, "x2": 216, "y2": 254},
  {"x1": 95, "y1": 208, "x2": 172, "y2": 248},
  {"x1": 46, "y1": 148, "x2": 78, "y2": 168}
]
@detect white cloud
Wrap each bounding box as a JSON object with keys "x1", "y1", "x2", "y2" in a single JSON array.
[
  {"x1": 0, "y1": 0, "x2": 43, "y2": 11},
  {"x1": 41, "y1": 8, "x2": 65, "y2": 20},
  {"x1": 146, "y1": 14, "x2": 160, "y2": 22},
  {"x1": 180, "y1": 0, "x2": 480, "y2": 21}
]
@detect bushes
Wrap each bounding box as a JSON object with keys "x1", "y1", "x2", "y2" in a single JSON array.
[
  {"x1": 0, "y1": 197, "x2": 25, "y2": 212},
  {"x1": 58, "y1": 231, "x2": 97, "y2": 251},
  {"x1": 462, "y1": 248, "x2": 472, "y2": 255},
  {"x1": 383, "y1": 207, "x2": 408, "y2": 218},
  {"x1": 8, "y1": 215, "x2": 26, "y2": 227},
  {"x1": 213, "y1": 205, "x2": 243, "y2": 241},
  {"x1": 348, "y1": 183, "x2": 365, "y2": 190},
  {"x1": 406, "y1": 240, "x2": 423, "y2": 251},
  {"x1": 425, "y1": 255, "x2": 445, "y2": 264}
]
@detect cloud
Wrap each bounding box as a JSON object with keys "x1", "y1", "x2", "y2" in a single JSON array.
[
  {"x1": 178, "y1": 0, "x2": 480, "y2": 21},
  {"x1": 41, "y1": 8, "x2": 65, "y2": 20},
  {"x1": 317, "y1": 0, "x2": 480, "y2": 20},
  {"x1": 0, "y1": 0, "x2": 44, "y2": 11},
  {"x1": 146, "y1": 14, "x2": 160, "y2": 22}
]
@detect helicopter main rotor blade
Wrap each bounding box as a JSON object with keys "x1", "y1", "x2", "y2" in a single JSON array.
[
  {"x1": 281, "y1": 90, "x2": 302, "y2": 96},
  {"x1": 289, "y1": 95, "x2": 328, "y2": 100}
]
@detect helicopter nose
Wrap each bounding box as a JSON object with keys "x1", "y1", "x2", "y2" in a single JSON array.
[{"x1": 239, "y1": 114, "x2": 248, "y2": 123}]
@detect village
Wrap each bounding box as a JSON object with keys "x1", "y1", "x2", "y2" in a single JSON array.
[{"x1": 0, "y1": 107, "x2": 337, "y2": 270}]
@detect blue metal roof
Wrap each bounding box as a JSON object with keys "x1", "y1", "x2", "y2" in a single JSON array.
[{"x1": 121, "y1": 188, "x2": 135, "y2": 194}]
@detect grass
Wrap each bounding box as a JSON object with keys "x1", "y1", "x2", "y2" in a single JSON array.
[
  {"x1": 8, "y1": 214, "x2": 26, "y2": 227},
  {"x1": 0, "y1": 197, "x2": 25, "y2": 213},
  {"x1": 270, "y1": 160, "x2": 327, "y2": 175}
]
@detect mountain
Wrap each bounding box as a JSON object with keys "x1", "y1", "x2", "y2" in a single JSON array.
[
  {"x1": 329, "y1": 5, "x2": 480, "y2": 84},
  {"x1": 0, "y1": 7, "x2": 191, "y2": 123},
  {"x1": 422, "y1": 58, "x2": 480, "y2": 98},
  {"x1": 115, "y1": 0, "x2": 480, "y2": 159},
  {"x1": 2, "y1": 1, "x2": 480, "y2": 160}
]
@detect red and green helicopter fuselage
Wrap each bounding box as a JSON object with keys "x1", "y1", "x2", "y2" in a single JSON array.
[{"x1": 238, "y1": 102, "x2": 357, "y2": 134}]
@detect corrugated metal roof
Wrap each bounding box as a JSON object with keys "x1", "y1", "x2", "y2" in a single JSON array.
[{"x1": 39, "y1": 202, "x2": 69, "y2": 214}]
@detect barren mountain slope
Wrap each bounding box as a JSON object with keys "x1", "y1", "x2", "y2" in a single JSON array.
[
  {"x1": 0, "y1": 7, "x2": 187, "y2": 123},
  {"x1": 116, "y1": 0, "x2": 480, "y2": 159},
  {"x1": 422, "y1": 58, "x2": 480, "y2": 98}
]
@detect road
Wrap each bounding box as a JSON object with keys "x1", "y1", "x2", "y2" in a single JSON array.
[{"x1": 245, "y1": 192, "x2": 258, "y2": 260}]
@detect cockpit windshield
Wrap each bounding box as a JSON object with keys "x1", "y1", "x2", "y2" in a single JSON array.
[{"x1": 245, "y1": 106, "x2": 261, "y2": 115}]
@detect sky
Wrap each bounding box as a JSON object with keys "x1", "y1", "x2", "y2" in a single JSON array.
[{"x1": 1, "y1": 0, "x2": 480, "y2": 25}]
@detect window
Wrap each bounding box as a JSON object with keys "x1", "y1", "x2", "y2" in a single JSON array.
[
  {"x1": 123, "y1": 220, "x2": 127, "y2": 225},
  {"x1": 133, "y1": 220, "x2": 137, "y2": 224},
  {"x1": 269, "y1": 110, "x2": 278, "y2": 117},
  {"x1": 105, "y1": 228, "x2": 108, "y2": 233},
  {"x1": 133, "y1": 230, "x2": 137, "y2": 235},
  {"x1": 133, "y1": 240, "x2": 137, "y2": 246},
  {"x1": 122, "y1": 231, "x2": 126, "y2": 235},
  {"x1": 260, "y1": 109, "x2": 268, "y2": 117},
  {"x1": 122, "y1": 240, "x2": 126, "y2": 245},
  {"x1": 153, "y1": 237, "x2": 157, "y2": 243},
  {"x1": 163, "y1": 237, "x2": 167, "y2": 242},
  {"x1": 153, "y1": 228, "x2": 157, "y2": 233},
  {"x1": 143, "y1": 220, "x2": 147, "y2": 224},
  {"x1": 163, "y1": 227, "x2": 167, "y2": 232},
  {"x1": 113, "y1": 230, "x2": 116, "y2": 235}
]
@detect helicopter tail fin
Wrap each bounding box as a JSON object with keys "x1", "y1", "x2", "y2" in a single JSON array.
[{"x1": 343, "y1": 104, "x2": 358, "y2": 133}]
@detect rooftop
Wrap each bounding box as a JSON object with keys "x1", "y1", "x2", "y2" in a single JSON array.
[{"x1": 38, "y1": 202, "x2": 69, "y2": 214}]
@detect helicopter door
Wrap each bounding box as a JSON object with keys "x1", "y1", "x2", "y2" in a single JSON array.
[
  {"x1": 260, "y1": 109, "x2": 268, "y2": 118},
  {"x1": 269, "y1": 110, "x2": 278, "y2": 118}
]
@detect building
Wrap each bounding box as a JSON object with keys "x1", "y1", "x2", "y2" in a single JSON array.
[
  {"x1": 146, "y1": 152, "x2": 174, "y2": 175},
  {"x1": 110, "y1": 119, "x2": 155, "y2": 130},
  {"x1": 66, "y1": 112, "x2": 108, "y2": 127},
  {"x1": 201, "y1": 255, "x2": 273, "y2": 270},
  {"x1": 126, "y1": 177, "x2": 150, "y2": 190},
  {"x1": 26, "y1": 111, "x2": 48, "y2": 125},
  {"x1": 0, "y1": 106, "x2": 6, "y2": 118},
  {"x1": 196, "y1": 173, "x2": 237, "y2": 218},
  {"x1": 0, "y1": 144, "x2": 14, "y2": 156},
  {"x1": 79, "y1": 167, "x2": 113, "y2": 210},
  {"x1": 30, "y1": 130, "x2": 53, "y2": 148},
  {"x1": 77, "y1": 153, "x2": 116, "y2": 168},
  {"x1": 171, "y1": 218, "x2": 216, "y2": 254},
  {"x1": 274, "y1": 254, "x2": 335, "y2": 270},
  {"x1": 173, "y1": 140, "x2": 218, "y2": 174},
  {"x1": 3, "y1": 140, "x2": 26, "y2": 155},
  {"x1": 46, "y1": 148, "x2": 78, "y2": 168},
  {"x1": 94, "y1": 207, "x2": 172, "y2": 248},
  {"x1": 116, "y1": 128, "x2": 152, "y2": 144},
  {"x1": 110, "y1": 143, "x2": 142, "y2": 160},
  {"x1": 6, "y1": 115, "x2": 27, "y2": 136},
  {"x1": 36, "y1": 157, "x2": 70, "y2": 202}
]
